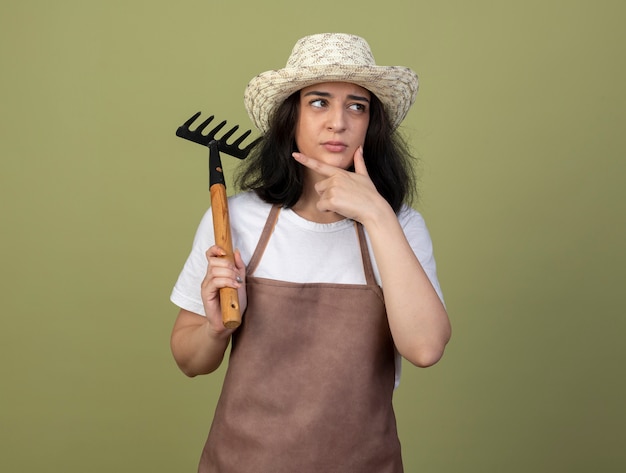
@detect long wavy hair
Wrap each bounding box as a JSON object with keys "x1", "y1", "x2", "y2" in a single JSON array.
[{"x1": 235, "y1": 90, "x2": 418, "y2": 213}]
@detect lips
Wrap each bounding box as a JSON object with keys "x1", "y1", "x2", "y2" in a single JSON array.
[{"x1": 322, "y1": 141, "x2": 348, "y2": 153}]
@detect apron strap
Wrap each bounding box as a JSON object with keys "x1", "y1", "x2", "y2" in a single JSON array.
[
  {"x1": 355, "y1": 223, "x2": 377, "y2": 286},
  {"x1": 246, "y1": 204, "x2": 281, "y2": 276}
]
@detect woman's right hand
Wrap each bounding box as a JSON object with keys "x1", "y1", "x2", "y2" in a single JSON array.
[{"x1": 201, "y1": 245, "x2": 247, "y2": 335}]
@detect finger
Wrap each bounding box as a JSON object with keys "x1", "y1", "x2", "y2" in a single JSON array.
[
  {"x1": 205, "y1": 245, "x2": 227, "y2": 261},
  {"x1": 202, "y1": 267, "x2": 242, "y2": 291},
  {"x1": 353, "y1": 146, "x2": 369, "y2": 177},
  {"x1": 292, "y1": 152, "x2": 342, "y2": 177},
  {"x1": 233, "y1": 249, "x2": 245, "y2": 269},
  {"x1": 206, "y1": 246, "x2": 239, "y2": 273},
  {"x1": 233, "y1": 249, "x2": 246, "y2": 283}
]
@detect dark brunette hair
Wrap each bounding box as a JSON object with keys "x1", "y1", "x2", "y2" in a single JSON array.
[{"x1": 235, "y1": 91, "x2": 418, "y2": 213}]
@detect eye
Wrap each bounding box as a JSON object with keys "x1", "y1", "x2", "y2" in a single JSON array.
[
  {"x1": 310, "y1": 98, "x2": 327, "y2": 108},
  {"x1": 349, "y1": 103, "x2": 367, "y2": 112}
]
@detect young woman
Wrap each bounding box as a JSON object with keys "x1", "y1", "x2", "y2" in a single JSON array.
[{"x1": 170, "y1": 33, "x2": 451, "y2": 472}]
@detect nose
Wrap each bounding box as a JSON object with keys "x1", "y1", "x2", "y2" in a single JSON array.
[{"x1": 326, "y1": 107, "x2": 347, "y2": 132}]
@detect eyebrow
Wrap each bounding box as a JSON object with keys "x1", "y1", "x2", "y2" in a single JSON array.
[{"x1": 303, "y1": 90, "x2": 370, "y2": 103}]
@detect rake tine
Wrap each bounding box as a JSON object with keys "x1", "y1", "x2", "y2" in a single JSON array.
[
  {"x1": 194, "y1": 115, "x2": 215, "y2": 133},
  {"x1": 207, "y1": 120, "x2": 227, "y2": 140},
  {"x1": 182, "y1": 111, "x2": 202, "y2": 129},
  {"x1": 241, "y1": 135, "x2": 263, "y2": 155},
  {"x1": 220, "y1": 128, "x2": 262, "y2": 159},
  {"x1": 230, "y1": 129, "x2": 252, "y2": 147},
  {"x1": 219, "y1": 124, "x2": 240, "y2": 142}
]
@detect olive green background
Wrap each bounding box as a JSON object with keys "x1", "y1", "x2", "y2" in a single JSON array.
[{"x1": 1, "y1": 0, "x2": 624, "y2": 471}]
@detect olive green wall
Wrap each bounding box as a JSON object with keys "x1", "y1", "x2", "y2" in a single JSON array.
[{"x1": 1, "y1": 1, "x2": 624, "y2": 471}]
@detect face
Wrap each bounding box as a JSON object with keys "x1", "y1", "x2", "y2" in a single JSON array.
[{"x1": 295, "y1": 82, "x2": 370, "y2": 170}]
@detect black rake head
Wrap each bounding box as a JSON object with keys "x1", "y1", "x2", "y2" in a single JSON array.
[{"x1": 175, "y1": 111, "x2": 261, "y2": 159}]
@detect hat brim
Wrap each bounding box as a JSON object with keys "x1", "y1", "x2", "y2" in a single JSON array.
[{"x1": 244, "y1": 65, "x2": 418, "y2": 134}]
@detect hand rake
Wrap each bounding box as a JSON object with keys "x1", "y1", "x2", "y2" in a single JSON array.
[{"x1": 176, "y1": 111, "x2": 261, "y2": 329}]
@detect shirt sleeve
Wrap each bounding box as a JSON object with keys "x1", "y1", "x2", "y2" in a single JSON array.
[{"x1": 170, "y1": 208, "x2": 215, "y2": 316}]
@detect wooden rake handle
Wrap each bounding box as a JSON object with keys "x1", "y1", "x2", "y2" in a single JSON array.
[
  {"x1": 176, "y1": 113, "x2": 260, "y2": 329},
  {"x1": 210, "y1": 182, "x2": 241, "y2": 329},
  {"x1": 208, "y1": 141, "x2": 241, "y2": 329}
]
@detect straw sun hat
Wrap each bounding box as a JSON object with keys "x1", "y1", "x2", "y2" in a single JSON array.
[{"x1": 244, "y1": 33, "x2": 419, "y2": 134}]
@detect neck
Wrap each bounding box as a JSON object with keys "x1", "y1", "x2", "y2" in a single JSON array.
[{"x1": 292, "y1": 176, "x2": 345, "y2": 223}]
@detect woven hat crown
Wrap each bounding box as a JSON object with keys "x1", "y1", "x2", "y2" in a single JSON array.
[{"x1": 285, "y1": 33, "x2": 376, "y2": 68}]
